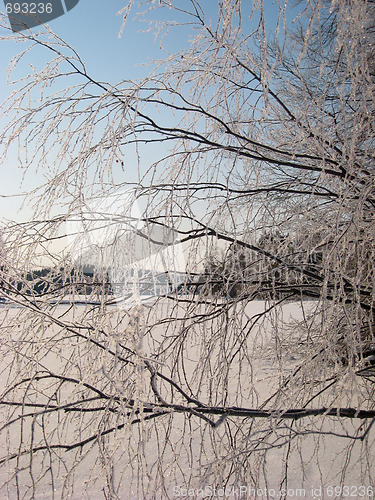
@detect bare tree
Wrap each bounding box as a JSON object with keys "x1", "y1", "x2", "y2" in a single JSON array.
[{"x1": 0, "y1": 1, "x2": 375, "y2": 498}]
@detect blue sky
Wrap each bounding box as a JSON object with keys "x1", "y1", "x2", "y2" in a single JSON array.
[
  {"x1": 0, "y1": 0, "x2": 173, "y2": 222},
  {"x1": 0, "y1": 1, "x2": 168, "y2": 99},
  {"x1": 0, "y1": 1, "x2": 298, "y2": 227}
]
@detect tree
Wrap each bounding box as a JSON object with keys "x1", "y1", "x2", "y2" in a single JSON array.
[{"x1": 0, "y1": 1, "x2": 374, "y2": 498}]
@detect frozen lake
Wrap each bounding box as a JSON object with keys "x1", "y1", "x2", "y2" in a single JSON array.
[{"x1": 0, "y1": 299, "x2": 374, "y2": 499}]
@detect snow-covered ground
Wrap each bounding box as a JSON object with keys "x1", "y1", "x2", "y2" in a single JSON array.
[{"x1": 0, "y1": 300, "x2": 373, "y2": 499}]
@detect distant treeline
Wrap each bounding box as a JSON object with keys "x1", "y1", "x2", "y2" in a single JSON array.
[
  {"x1": 0, "y1": 266, "x2": 112, "y2": 298},
  {"x1": 1, "y1": 266, "x2": 194, "y2": 299}
]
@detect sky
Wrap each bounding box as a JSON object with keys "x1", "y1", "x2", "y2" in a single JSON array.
[
  {"x1": 0, "y1": 0, "x2": 300, "y2": 265},
  {"x1": 0, "y1": 0, "x2": 227, "y2": 266},
  {"x1": 0, "y1": 0, "x2": 167, "y2": 223},
  {"x1": 0, "y1": 1, "x2": 293, "y2": 219}
]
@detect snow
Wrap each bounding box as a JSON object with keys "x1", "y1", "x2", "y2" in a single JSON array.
[{"x1": 0, "y1": 300, "x2": 373, "y2": 499}]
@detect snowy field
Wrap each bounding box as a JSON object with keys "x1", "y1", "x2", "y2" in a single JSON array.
[{"x1": 0, "y1": 299, "x2": 373, "y2": 499}]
